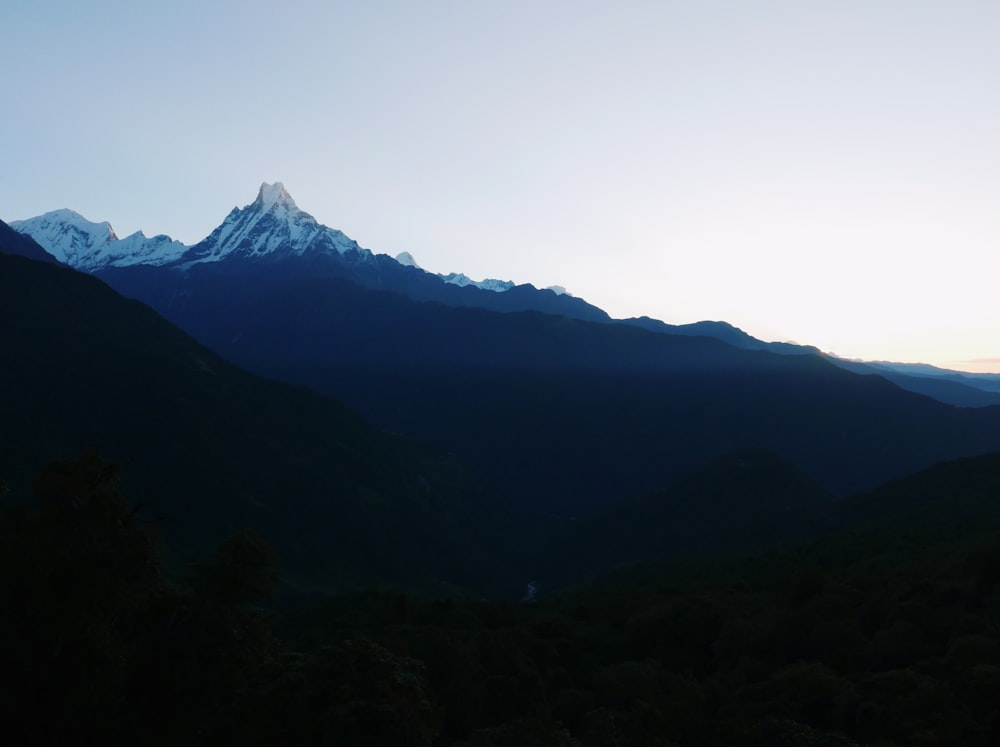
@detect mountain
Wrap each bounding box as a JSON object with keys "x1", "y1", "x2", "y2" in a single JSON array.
[
  {"x1": 14, "y1": 184, "x2": 1000, "y2": 519},
  {"x1": 177, "y1": 182, "x2": 370, "y2": 265},
  {"x1": 15, "y1": 183, "x2": 1000, "y2": 513},
  {"x1": 0, "y1": 246, "x2": 515, "y2": 596},
  {"x1": 625, "y1": 318, "x2": 1000, "y2": 407},
  {"x1": 866, "y1": 361, "x2": 1000, "y2": 392},
  {"x1": 16, "y1": 183, "x2": 1000, "y2": 409},
  {"x1": 14, "y1": 183, "x2": 609, "y2": 321},
  {"x1": 831, "y1": 358, "x2": 1000, "y2": 407},
  {"x1": 8, "y1": 184, "x2": 1000, "y2": 596},
  {"x1": 177, "y1": 184, "x2": 521, "y2": 291},
  {"x1": 438, "y1": 271, "x2": 516, "y2": 292},
  {"x1": 142, "y1": 272, "x2": 1000, "y2": 517},
  {"x1": 10, "y1": 209, "x2": 116, "y2": 265},
  {"x1": 10, "y1": 209, "x2": 187, "y2": 269},
  {"x1": 835, "y1": 450, "x2": 1000, "y2": 538},
  {"x1": 543, "y1": 444, "x2": 1000, "y2": 587},
  {"x1": 622, "y1": 316, "x2": 819, "y2": 355},
  {"x1": 626, "y1": 319, "x2": 1000, "y2": 408}
]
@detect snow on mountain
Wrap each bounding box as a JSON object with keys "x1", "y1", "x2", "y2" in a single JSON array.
[
  {"x1": 438, "y1": 272, "x2": 573, "y2": 295},
  {"x1": 180, "y1": 183, "x2": 528, "y2": 294},
  {"x1": 438, "y1": 271, "x2": 515, "y2": 293},
  {"x1": 395, "y1": 251, "x2": 421, "y2": 268},
  {"x1": 11, "y1": 209, "x2": 117, "y2": 267},
  {"x1": 179, "y1": 182, "x2": 371, "y2": 266},
  {"x1": 10, "y1": 209, "x2": 187, "y2": 270},
  {"x1": 106, "y1": 231, "x2": 188, "y2": 266},
  {"x1": 12, "y1": 182, "x2": 566, "y2": 297}
]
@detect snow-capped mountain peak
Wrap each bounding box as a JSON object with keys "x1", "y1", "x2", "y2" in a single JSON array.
[
  {"x1": 112, "y1": 230, "x2": 189, "y2": 267},
  {"x1": 179, "y1": 182, "x2": 370, "y2": 266},
  {"x1": 255, "y1": 181, "x2": 297, "y2": 212},
  {"x1": 395, "y1": 251, "x2": 421, "y2": 268},
  {"x1": 10, "y1": 209, "x2": 117, "y2": 267},
  {"x1": 11, "y1": 182, "x2": 566, "y2": 297},
  {"x1": 438, "y1": 271, "x2": 515, "y2": 293},
  {"x1": 10, "y1": 209, "x2": 189, "y2": 270}
]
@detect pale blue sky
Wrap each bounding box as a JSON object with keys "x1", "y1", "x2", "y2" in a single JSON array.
[{"x1": 3, "y1": 1, "x2": 999, "y2": 370}]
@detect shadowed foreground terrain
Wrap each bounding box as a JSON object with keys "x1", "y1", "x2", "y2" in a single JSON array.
[
  {"x1": 0, "y1": 252, "x2": 514, "y2": 596},
  {"x1": 4, "y1": 451, "x2": 1000, "y2": 746}
]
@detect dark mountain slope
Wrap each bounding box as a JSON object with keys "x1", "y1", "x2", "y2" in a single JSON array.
[
  {"x1": 541, "y1": 446, "x2": 1000, "y2": 589},
  {"x1": 0, "y1": 221, "x2": 60, "y2": 263},
  {"x1": 296, "y1": 251, "x2": 611, "y2": 320},
  {"x1": 541, "y1": 449, "x2": 836, "y2": 584},
  {"x1": 862, "y1": 361, "x2": 1000, "y2": 393},
  {"x1": 131, "y1": 271, "x2": 1000, "y2": 516},
  {"x1": 97, "y1": 251, "x2": 611, "y2": 327},
  {"x1": 0, "y1": 253, "x2": 513, "y2": 595},
  {"x1": 565, "y1": 447, "x2": 1000, "y2": 596},
  {"x1": 102, "y1": 241, "x2": 999, "y2": 409},
  {"x1": 875, "y1": 372, "x2": 1000, "y2": 407},
  {"x1": 831, "y1": 358, "x2": 1000, "y2": 407},
  {"x1": 835, "y1": 450, "x2": 1000, "y2": 538}
]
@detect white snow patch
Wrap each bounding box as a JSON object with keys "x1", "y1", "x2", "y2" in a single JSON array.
[
  {"x1": 395, "y1": 251, "x2": 421, "y2": 268},
  {"x1": 438, "y1": 272, "x2": 514, "y2": 292},
  {"x1": 11, "y1": 209, "x2": 189, "y2": 270},
  {"x1": 179, "y1": 183, "x2": 373, "y2": 266}
]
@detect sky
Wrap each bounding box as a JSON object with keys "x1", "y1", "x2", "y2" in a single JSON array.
[{"x1": 3, "y1": 0, "x2": 999, "y2": 372}]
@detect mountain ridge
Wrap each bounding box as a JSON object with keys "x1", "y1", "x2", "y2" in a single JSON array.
[
  {"x1": 6, "y1": 216, "x2": 1000, "y2": 597},
  {"x1": 13, "y1": 182, "x2": 533, "y2": 295},
  {"x1": 177, "y1": 181, "x2": 370, "y2": 266},
  {"x1": 11, "y1": 208, "x2": 188, "y2": 269},
  {"x1": 11, "y1": 183, "x2": 999, "y2": 401}
]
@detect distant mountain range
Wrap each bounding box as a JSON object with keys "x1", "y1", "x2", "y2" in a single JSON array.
[
  {"x1": 11, "y1": 182, "x2": 569, "y2": 299},
  {"x1": 9, "y1": 185, "x2": 1000, "y2": 518},
  {"x1": 13, "y1": 182, "x2": 1000, "y2": 408},
  {"x1": 830, "y1": 358, "x2": 1000, "y2": 407},
  {"x1": 5, "y1": 205, "x2": 1000, "y2": 596},
  {"x1": 9, "y1": 208, "x2": 188, "y2": 268},
  {"x1": 9, "y1": 191, "x2": 1000, "y2": 746}
]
